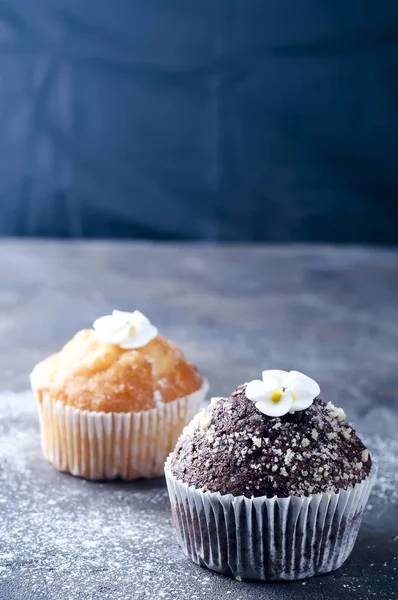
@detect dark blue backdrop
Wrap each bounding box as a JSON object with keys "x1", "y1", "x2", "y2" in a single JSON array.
[{"x1": 0, "y1": 1, "x2": 397, "y2": 243}]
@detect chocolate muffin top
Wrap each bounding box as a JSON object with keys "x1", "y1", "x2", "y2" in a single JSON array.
[{"x1": 170, "y1": 382, "x2": 372, "y2": 498}]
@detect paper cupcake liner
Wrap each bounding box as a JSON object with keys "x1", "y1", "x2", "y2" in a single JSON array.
[
  {"x1": 165, "y1": 457, "x2": 376, "y2": 581},
  {"x1": 32, "y1": 381, "x2": 208, "y2": 480}
]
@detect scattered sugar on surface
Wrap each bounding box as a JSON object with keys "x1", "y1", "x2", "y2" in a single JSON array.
[
  {"x1": 0, "y1": 391, "x2": 396, "y2": 599},
  {"x1": 362, "y1": 433, "x2": 398, "y2": 510}
]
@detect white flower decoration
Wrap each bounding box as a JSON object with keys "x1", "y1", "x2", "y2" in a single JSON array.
[
  {"x1": 245, "y1": 369, "x2": 320, "y2": 417},
  {"x1": 93, "y1": 310, "x2": 158, "y2": 349}
]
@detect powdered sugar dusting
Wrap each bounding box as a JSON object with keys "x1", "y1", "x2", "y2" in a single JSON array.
[
  {"x1": 362, "y1": 433, "x2": 398, "y2": 511},
  {"x1": 0, "y1": 391, "x2": 214, "y2": 599},
  {"x1": 0, "y1": 391, "x2": 396, "y2": 598},
  {"x1": 171, "y1": 388, "x2": 374, "y2": 498}
]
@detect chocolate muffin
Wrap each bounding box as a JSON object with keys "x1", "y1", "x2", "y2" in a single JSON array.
[
  {"x1": 171, "y1": 385, "x2": 371, "y2": 498},
  {"x1": 165, "y1": 369, "x2": 376, "y2": 581}
]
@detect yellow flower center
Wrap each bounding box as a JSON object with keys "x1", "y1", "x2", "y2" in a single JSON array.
[
  {"x1": 271, "y1": 388, "x2": 283, "y2": 403},
  {"x1": 114, "y1": 320, "x2": 136, "y2": 336}
]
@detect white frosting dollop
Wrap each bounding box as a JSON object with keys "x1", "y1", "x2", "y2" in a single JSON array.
[
  {"x1": 93, "y1": 310, "x2": 158, "y2": 349},
  {"x1": 245, "y1": 369, "x2": 320, "y2": 417}
]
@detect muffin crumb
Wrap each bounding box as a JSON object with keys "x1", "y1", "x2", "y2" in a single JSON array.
[
  {"x1": 342, "y1": 428, "x2": 352, "y2": 440},
  {"x1": 171, "y1": 384, "x2": 372, "y2": 498},
  {"x1": 210, "y1": 397, "x2": 222, "y2": 407},
  {"x1": 200, "y1": 414, "x2": 212, "y2": 429}
]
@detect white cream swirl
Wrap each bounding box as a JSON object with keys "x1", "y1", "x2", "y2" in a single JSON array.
[{"x1": 93, "y1": 310, "x2": 158, "y2": 349}]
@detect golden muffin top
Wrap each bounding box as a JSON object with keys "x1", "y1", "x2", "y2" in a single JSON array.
[{"x1": 31, "y1": 311, "x2": 204, "y2": 413}]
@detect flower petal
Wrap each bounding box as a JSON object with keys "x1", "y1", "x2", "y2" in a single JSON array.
[
  {"x1": 93, "y1": 315, "x2": 131, "y2": 344},
  {"x1": 245, "y1": 380, "x2": 268, "y2": 403},
  {"x1": 119, "y1": 312, "x2": 158, "y2": 349},
  {"x1": 94, "y1": 310, "x2": 158, "y2": 348},
  {"x1": 262, "y1": 369, "x2": 289, "y2": 387},
  {"x1": 255, "y1": 391, "x2": 293, "y2": 417},
  {"x1": 119, "y1": 325, "x2": 158, "y2": 348},
  {"x1": 287, "y1": 372, "x2": 319, "y2": 413},
  {"x1": 112, "y1": 309, "x2": 135, "y2": 319},
  {"x1": 285, "y1": 370, "x2": 320, "y2": 398},
  {"x1": 289, "y1": 397, "x2": 314, "y2": 413}
]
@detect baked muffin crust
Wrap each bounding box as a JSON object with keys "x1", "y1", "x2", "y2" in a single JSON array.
[
  {"x1": 171, "y1": 384, "x2": 372, "y2": 497},
  {"x1": 31, "y1": 329, "x2": 203, "y2": 412}
]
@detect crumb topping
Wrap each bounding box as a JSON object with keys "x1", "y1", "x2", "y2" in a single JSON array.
[{"x1": 170, "y1": 385, "x2": 372, "y2": 498}]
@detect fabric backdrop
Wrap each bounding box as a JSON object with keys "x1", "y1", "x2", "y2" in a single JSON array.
[{"x1": 0, "y1": 1, "x2": 397, "y2": 242}]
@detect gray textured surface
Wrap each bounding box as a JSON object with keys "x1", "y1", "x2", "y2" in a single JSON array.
[{"x1": 0, "y1": 240, "x2": 397, "y2": 599}]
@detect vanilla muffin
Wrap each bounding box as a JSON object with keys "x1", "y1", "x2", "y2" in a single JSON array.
[
  {"x1": 165, "y1": 369, "x2": 376, "y2": 581},
  {"x1": 31, "y1": 310, "x2": 208, "y2": 480}
]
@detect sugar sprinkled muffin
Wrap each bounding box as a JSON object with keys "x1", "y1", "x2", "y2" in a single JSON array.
[
  {"x1": 165, "y1": 369, "x2": 375, "y2": 581},
  {"x1": 31, "y1": 310, "x2": 208, "y2": 480},
  {"x1": 171, "y1": 385, "x2": 371, "y2": 498}
]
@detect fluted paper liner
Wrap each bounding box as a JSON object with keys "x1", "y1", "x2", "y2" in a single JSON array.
[
  {"x1": 31, "y1": 381, "x2": 208, "y2": 480},
  {"x1": 165, "y1": 457, "x2": 376, "y2": 581}
]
